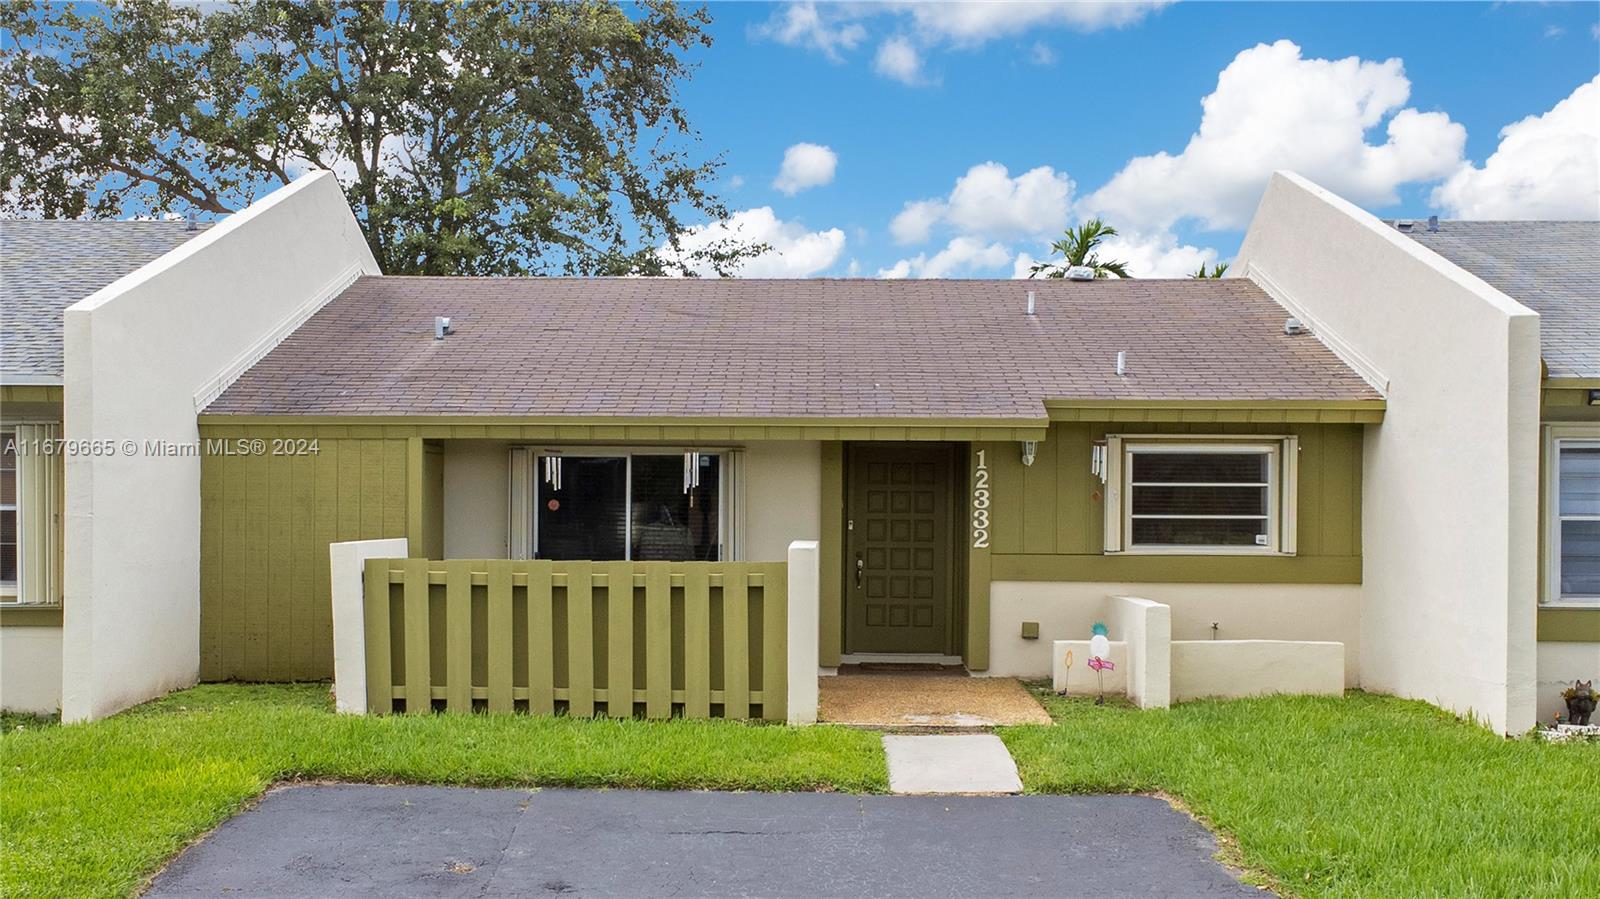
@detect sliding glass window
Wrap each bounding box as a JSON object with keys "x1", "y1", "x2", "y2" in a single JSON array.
[{"x1": 533, "y1": 452, "x2": 723, "y2": 562}]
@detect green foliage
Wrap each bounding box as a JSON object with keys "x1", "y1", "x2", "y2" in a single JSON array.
[
  {"x1": 0, "y1": 683, "x2": 886, "y2": 898},
  {"x1": 0, "y1": 1, "x2": 756, "y2": 275},
  {"x1": 1028, "y1": 218, "x2": 1132, "y2": 279},
  {"x1": 1002, "y1": 687, "x2": 1600, "y2": 898},
  {"x1": 1191, "y1": 261, "x2": 1230, "y2": 278}
]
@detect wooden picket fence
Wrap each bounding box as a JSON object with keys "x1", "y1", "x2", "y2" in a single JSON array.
[{"x1": 363, "y1": 559, "x2": 787, "y2": 720}]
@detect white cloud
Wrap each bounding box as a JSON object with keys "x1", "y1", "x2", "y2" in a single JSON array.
[
  {"x1": 1010, "y1": 229, "x2": 1217, "y2": 280},
  {"x1": 1029, "y1": 41, "x2": 1056, "y2": 66},
  {"x1": 1082, "y1": 40, "x2": 1466, "y2": 232},
  {"x1": 752, "y1": 1, "x2": 865, "y2": 62},
  {"x1": 1432, "y1": 76, "x2": 1600, "y2": 220},
  {"x1": 873, "y1": 36, "x2": 925, "y2": 85},
  {"x1": 663, "y1": 207, "x2": 845, "y2": 277},
  {"x1": 889, "y1": 198, "x2": 945, "y2": 244},
  {"x1": 754, "y1": 1, "x2": 1166, "y2": 83},
  {"x1": 879, "y1": 235, "x2": 1011, "y2": 279},
  {"x1": 773, "y1": 142, "x2": 838, "y2": 195},
  {"x1": 891, "y1": 162, "x2": 1074, "y2": 245}
]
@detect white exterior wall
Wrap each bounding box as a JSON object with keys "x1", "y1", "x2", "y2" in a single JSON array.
[
  {"x1": 987, "y1": 580, "x2": 1362, "y2": 685},
  {"x1": 1536, "y1": 641, "x2": 1600, "y2": 724},
  {"x1": 1235, "y1": 171, "x2": 1542, "y2": 734},
  {"x1": 0, "y1": 626, "x2": 62, "y2": 714},
  {"x1": 62, "y1": 172, "x2": 379, "y2": 722},
  {"x1": 1171, "y1": 640, "x2": 1345, "y2": 702},
  {"x1": 440, "y1": 440, "x2": 821, "y2": 563}
]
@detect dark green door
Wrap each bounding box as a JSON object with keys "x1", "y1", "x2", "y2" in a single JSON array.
[{"x1": 845, "y1": 445, "x2": 953, "y2": 654}]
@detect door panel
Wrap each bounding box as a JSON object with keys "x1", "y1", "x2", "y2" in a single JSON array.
[{"x1": 846, "y1": 445, "x2": 952, "y2": 654}]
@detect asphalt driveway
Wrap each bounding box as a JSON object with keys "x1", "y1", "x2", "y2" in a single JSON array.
[{"x1": 146, "y1": 785, "x2": 1262, "y2": 898}]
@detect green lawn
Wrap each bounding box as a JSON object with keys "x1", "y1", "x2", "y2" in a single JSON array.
[
  {"x1": 0, "y1": 683, "x2": 887, "y2": 899},
  {"x1": 1000, "y1": 686, "x2": 1600, "y2": 898}
]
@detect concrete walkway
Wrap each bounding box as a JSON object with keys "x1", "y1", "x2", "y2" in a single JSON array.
[
  {"x1": 146, "y1": 785, "x2": 1261, "y2": 898},
  {"x1": 883, "y1": 733, "x2": 1024, "y2": 794}
]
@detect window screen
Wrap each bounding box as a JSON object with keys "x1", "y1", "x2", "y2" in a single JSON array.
[
  {"x1": 631, "y1": 455, "x2": 720, "y2": 561},
  {"x1": 1128, "y1": 449, "x2": 1271, "y2": 548},
  {"x1": 536, "y1": 456, "x2": 626, "y2": 561},
  {"x1": 1557, "y1": 444, "x2": 1600, "y2": 598}
]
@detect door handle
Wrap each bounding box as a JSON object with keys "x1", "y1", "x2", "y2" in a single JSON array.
[{"x1": 855, "y1": 553, "x2": 864, "y2": 588}]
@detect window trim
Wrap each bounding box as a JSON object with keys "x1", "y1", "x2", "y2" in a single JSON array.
[
  {"x1": 1, "y1": 427, "x2": 16, "y2": 598},
  {"x1": 508, "y1": 446, "x2": 736, "y2": 562},
  {"x1": 1104, "y1": 434, "x2": 1298, "y2": 557},
  {"x1": 1545, "y1": 426, "x2": 1600, "y2": 607}
]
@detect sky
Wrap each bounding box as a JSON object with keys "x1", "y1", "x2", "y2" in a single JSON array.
[{"x1": 662, "y1": 1, "x2": 1600, "y2": 279}]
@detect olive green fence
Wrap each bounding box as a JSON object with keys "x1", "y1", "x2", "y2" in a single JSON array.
[{"x1": 363, "y1": 559, "x2": 787, "y2": 720}]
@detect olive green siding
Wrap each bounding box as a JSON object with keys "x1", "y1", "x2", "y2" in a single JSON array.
[
  {"x1": 364, "y1": 558, "x2": 786, "y2": 720},
  {"x1": 200, "y1": 437, "x2": 410, "y2": 681},
  {"x1": 975, "y1": 421, "x2": 1364, "y2": 584},
  {"x1": 1538, "y1": 608, "x2": 1600, "y2": 642},
  {"x1": 1542, "y1": 381, "x2": 1600, "y2": 423}
]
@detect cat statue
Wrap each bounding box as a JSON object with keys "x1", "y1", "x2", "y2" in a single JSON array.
[{"x1": 1564, "y1": 679, "x2": 1596, "y2": 727}]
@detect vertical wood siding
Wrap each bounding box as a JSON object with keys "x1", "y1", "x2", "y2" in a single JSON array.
[
  {"x1": 363, "y1": 558, "x2": 787, "y2": 720},
  {"x1": 200, "y1": 438, "x2": 410, "y2": 681}
]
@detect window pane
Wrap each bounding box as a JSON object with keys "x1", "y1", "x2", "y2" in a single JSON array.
[
  {"x1": 1132, "y1": 451, "x2": 1266, "y2": 484},
  {"x1": 1132, "y1": 517, "x2": 1267, "y2": 547},
  {"x1": 1560, "y1": 519, "x2": 1600, "y2": 597},
  {"x1": 0, "y1": 432, "x2": 14, "y2": 505},
  {"x1": 1132, "y1": 485, "x2": 1267, "y2": 516},
  {"x1": 631, "y1": 455, "x2": 720, "y2": 562},
  {"x1": 1559, "y1": 447, "x2": 1600, "y2": 517},
  {"x1": 0, "y1": 509, "x2": 15, "y2": 583},
  {"x1": 536, "y1": 457, "x2": 626, "y2": 560}
]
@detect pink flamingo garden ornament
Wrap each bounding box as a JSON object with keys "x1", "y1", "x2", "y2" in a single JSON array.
[{"x1": 1088, "y1": 622, "x2": 1115, "y2": 705}]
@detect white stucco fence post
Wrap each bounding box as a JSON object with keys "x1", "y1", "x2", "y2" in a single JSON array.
[
  {"x1": 1106, "y1": 594, "x2": 1172, "y2": 709},
  {"x1": 329, "y1": 538, "x2": 409, "y2": 715},
  {"x1": 786, "y1": 540, "x2": 820, "y2": 725}
]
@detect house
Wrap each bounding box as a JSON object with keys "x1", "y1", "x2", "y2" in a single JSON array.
[
  {"x1": 0, "y1": 219, "x2": 210, "y2": 714},
  {"x1": 3, "y1": 169, "x2": 1593, "y2": 733}
]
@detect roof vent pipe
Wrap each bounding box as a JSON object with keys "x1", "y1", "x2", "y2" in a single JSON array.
[
  {"x1": 1026, "y1": 290, "x2": 1036, "y2": 315},
  {"x1": 1115, "y1": 351, "x2": 1126, "y2": 377},
  {"x1": 1427, "y1": 215, "x2": 1439, "y2": 232},
  {"x1": 434, "y1": 316, "x2": 453, "y2": 340}
]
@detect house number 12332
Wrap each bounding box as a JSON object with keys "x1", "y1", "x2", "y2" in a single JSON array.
[{"x1": 972, "y1": 449, "x2": 991, "y2": 549}]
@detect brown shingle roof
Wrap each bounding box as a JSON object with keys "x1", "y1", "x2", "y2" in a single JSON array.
[{"x1": 205, "y1": 276, "x2": 1380, "y2": 419}]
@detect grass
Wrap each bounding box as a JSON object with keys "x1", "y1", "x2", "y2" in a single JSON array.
[
  {"x1": 0, "y1": 683, "x2": 887, "y2": 899},
  {"x1": 999, "y1": 685, "x2": 1600, "y2": 898}
]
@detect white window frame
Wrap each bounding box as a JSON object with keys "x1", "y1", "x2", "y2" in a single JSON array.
[
  {"x1": 507, "y1": 446, "x2": 736, "y2": 562},
  {"x1": 1544, "y1": 426, "x2": 1600, "y2": 607},
  {"x1": 1103, "y1": 434, "x2": 1298, "y2": 556}
]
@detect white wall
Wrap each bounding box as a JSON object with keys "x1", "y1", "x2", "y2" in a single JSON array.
[
  {"x1": 439, "y1": 440, "x2": 822, "y2": 563},
  {"x1": 1536, "y1": 641, "x2": 1600, "y2": 724},
  {"x1": 1105, "y1": 594, "x2": 1170, "y2": 709},
  {"x1": 1171, "y1": 640, "x2": 1345, "y2": 702},
  {"x1": 0, "y1": 626, "x2": 62, "y2": 714},
  {"x1": 62, "y1": 172, "x2": 379, "y2": 722},
  {"x1": 1234, "y1": 172, "x2": 1542, "y2": 734},
  {"x1": 987, "y1": 580, "x2": 1362, "y2": 685}
]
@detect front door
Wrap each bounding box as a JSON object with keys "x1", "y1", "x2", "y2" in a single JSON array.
[{"x1": 845, "y1": 444, "x2": 953, "y2": 655}]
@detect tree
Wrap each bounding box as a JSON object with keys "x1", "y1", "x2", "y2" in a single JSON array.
[
  {"x1": 1190, "y1": 262, "x2": 1229, "y2": 278},
  {"x1": 0, "y1": 1, "x2": 757, "y2": 276},
  {"x1": 1027, "y1": 218, "x2": 1131, "y2": 279}
]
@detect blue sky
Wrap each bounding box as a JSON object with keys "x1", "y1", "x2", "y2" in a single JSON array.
[{"x1": 664, "y1": 1, "x2": 1600, "y2": 278}]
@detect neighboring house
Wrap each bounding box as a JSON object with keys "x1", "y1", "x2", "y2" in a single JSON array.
[
  {"x1": 2, "y1": 169, "x2": 1593, "y2": 734},
  {"x1": 1, "y1": 220, "x2": 209, "y2": 714}
]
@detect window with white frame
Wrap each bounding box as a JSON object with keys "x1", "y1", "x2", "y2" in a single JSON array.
[
  {"x1": 509, "y1": 448, "x2": 727, "y2": 562},
  {"x1": 1, "y1": 431, "x2": 16, "y2": 595},
  {"x1": 1104, "y1": 436, "x2": 1297, "y2": 555},
  {"x1": 1554, "y1": 438, "x2": 1600, "y2": 603},
  {"x1": 0, "y1": 423, "x2": 61, "y2": 603}
]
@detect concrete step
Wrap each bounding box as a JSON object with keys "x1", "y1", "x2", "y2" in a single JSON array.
[{"x1": 882, "y1": 733, "x2": 1024, "y2": 795}]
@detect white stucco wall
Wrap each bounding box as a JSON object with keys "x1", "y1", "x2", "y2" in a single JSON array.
[
  {"x1": 0, "y1": 625, "x2": 62, "y2": 714},
  {"x1": 61, "y1": 171, "x2": 380, "y2": 722},
  {"x1": 1171, "y1": 640, "x2": 1345, "y2": 702},
  {"x1": 1234, "y1": 171, "x2": 1542, "y2": 734},
  {"x1": 440, "y1": 441, "x2": 822, "y2": 563},
  {"x1": 1536, "y1": 641, "x2": 1600, "y2": 724},
  {"x1": 987, "y1": 580, "x2": 1362, "y2": 685}
]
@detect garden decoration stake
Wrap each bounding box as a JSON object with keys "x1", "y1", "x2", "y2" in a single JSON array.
[{"x1": 1088, "y1": 622, "x2": 1115, "y2": 706}]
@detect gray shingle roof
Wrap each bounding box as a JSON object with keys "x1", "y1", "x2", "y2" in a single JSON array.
[
  {"x1": 1, "y1": 220, "x2": 207, "y2": 382},
  {"x1": 1396, "y1": 221, "x2": 1600, "y2": 379},
  {"x1": 206, "y1": 276, "x2": 1379, "y2": 419}
]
